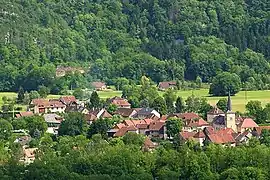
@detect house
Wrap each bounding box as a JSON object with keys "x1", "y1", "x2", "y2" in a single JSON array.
[
  {"x1": 91, "y1": 82, "x2": 107, "y2": 91},
  {"x1": 158, "y1": 81, "x2": 177, "y2": 91},
  {"x1": 149, "y1": 121, "x2": 166, "y2": 139},
  {"x1": 59, "y1": 96, "x2": 77, "y2": 106},
  {"x1": 21, "y1": 148, "x2": 38, "y2": 164},
  {"x1": 193, "y1": 131, "x2": 206, "y2": 146},
  {"x1": 108, "y1": 97, "x2": 131, "y2": 108},
  {"x1": 237, "y1": 118, "x2": 258, "y2": 133},
  {"x1": 142, "y1": 137, "x2": 156, "y2": 152},
  {"x1": 85, "y1": 108, "x2": 112, "y2": 124},
  {"x1": 204, "y1": 128, "x2": 236, "y2": 147},
  {"x1": 168, "y1": 112, "x2": 200, "y2": 121},
  {"x1": 252, "y1": 126, "x2": 270, "y2": 137},
  {"x1": 133, "y1": 108, "x2": 160, "y2": 119},
  {"x1": 30, "y1": 99, "x2": 66, "y2": 114},
  {"x1": 14, "y1": 135, "x2": 31, "y2": 146},
  {"x1": 43, "y1": 114, "x2": 63, "y2": 135},
  {"x1": 113, "y1": 125, "x2": 138, "y2": 137},
  {"x1": 113, "y1": 108, "x2": 137, "y2": 118},
  {"x1": 65, "y1": 105, "x2": 89, "y2": 114},
  {"x1": 179, "y1": 131, "x2": 196, "y2": 142},
  {"x1": 233, "y1": 131, "x2": 253, "y2": 145},
  {"x1": 15, "y1": 111, "x2": 34, "y2": 118},
  {"x1": 56, "y1": 66, "x2": 85, "y2": 77},
  {"x1": 184, "y1": 118, "x2": 210, "y2": 132},
  {"x1": 207, "y1": 106, "x2": 225, "y2": 123}
]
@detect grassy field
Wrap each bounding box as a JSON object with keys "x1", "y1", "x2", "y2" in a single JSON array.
[{"x1": 0, "y1": 89, "x2": 269, "y2": 112}]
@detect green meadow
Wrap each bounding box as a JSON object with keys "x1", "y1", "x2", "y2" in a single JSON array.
[{"x1": 0, "y1": 89, "x2": 269, "y2": 112}]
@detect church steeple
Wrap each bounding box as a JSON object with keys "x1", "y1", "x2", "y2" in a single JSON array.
[{"x1": 227, "y1": 91, "x2": 232, "y2": 112}]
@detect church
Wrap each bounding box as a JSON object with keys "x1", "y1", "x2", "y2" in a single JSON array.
[{"x1": 207, "y1": 92, "x2": 258, "y2": 133}]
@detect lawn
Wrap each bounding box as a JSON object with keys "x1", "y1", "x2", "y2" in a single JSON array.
[
  {"x1": 96, "y1": 89, "x2": 270, "y2": 112},
  {"x1": 0, "y1": 89, "x2": 269, "y2": 112}
]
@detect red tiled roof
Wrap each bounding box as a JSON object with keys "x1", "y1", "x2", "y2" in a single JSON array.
[
  {"x1": 111, "y1": 100, "x2": 130, "y2": 107},
  {"x1": 59, "y1": 96, "x2": 76, "y2": 105},
  {"x1": 123, "y1": 120, "x2": 134, "y2": 126},
  {"x1": 207, "y1": 106, "x2": 224, "y2": 114},
  {"x1": 204, "y1": 126, "x2": 215, "y2": 135},
  {"x1": 92, "y1": 82, "x2": 106, "y2": 88},
  {"x1": 254, "y1": 126, "x2": 270, "y2": 135},
  {"x1": 144, "y1": 137, "x2": 155, "y2": 148},
  {"x1": 239, "y1": 118, "x2": 258, "y2": 128},
  {"x1": 158, "y1": 81, "x2": 177, "y2": 89},
  {"x1": 169, "y1": 113, "x2": 200, "y2": 120},
  {"x1": 16, "y1": 111, "x2": 34, "y2": 118},
  {"x1": 193, "y1": 131, "x2": 205, "y2": 138},
  {"x1": 144, "y1": 119, "x2": 153, "y2": 125},
  {"x1": 180, "y1": 131, "x2": 196, "y2": 140},
  {"x1": 115, "y1": 123, "x2": 126, "y2": 129},
  {"x1": 114, "y1": 127, "x2": 128, "y2": 137},
  {"x1": 208, "y1": 134, "x2": 234, "y2": 144},
  {"x1": 187, "y1": 118, "x2": 209, "y2": 127},
  {"x1": 221, "y1": 128, "x2": 235, "y2": 134},
  {"x1": 149, "y1": 121, "x2": 165, "y2": 131},
  {"x1": 113, "y1": 125, "x2": 137, "y2": 137}
]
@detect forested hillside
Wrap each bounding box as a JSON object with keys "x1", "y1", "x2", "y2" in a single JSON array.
[{"x1": 1, "y1": 0, "x2": 270, "y2": 92}]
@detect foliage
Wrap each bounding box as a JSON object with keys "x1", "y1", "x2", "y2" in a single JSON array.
[
  {"x1": 163, "y1": 89, "x2": 177, "y2": 114},
  {"x1": 87, "y1": 118, "x2": 112, "y2": 139},
  {"x1": 107, "y1": 104, "x2": 118, "y2": 115},
  {"x1": 17, "y1": 87, "x2": 24, "y2": 103},
  {"x1": 122, "y1": 132, "x2": 145, "y2": 147},
  {"x1": 38, "y1": 85, "x2": 50, "y2": 98},
  {"x1": 209, "y1": 72, "x2": 241, "y2": 96},
  {"x1": 58, "y1": 113, "x2": 87, "y2": 136},
  {"x1": 165, "y1": 117, "x2": 183, "y2": 138},
  {"x1": 89, "y1": 91, "x2": 101, "y2": 109},
  {"x1": 245, "y1": 100, "x2": 267, "y2": 124},
  {"x1": 216, "y1": 99, "x2": 228, "y2": 112},
  {"x1": 175, "y1": 96, "x2": 185, "y2": 113},
  {"x1": 73, "y1": 88, "x2": 84, "y2": 100},
  {"x1": 22, "y1": 116, "x2": 48, "y2": 137},
  {"x1": 151, "y1": 96, "x2": 167, "y2": 115},
  {"x1": 0, "y1": 119, "x2": 13, "y2": 140}
]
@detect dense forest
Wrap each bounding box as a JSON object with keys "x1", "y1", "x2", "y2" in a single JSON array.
[{"x1": 1, "y1": 0, "x2": 270, "y2": 92}]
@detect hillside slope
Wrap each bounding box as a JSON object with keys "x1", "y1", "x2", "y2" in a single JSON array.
[{"x1": 0, "y1": 0, "x2": 269, "y2": 91}]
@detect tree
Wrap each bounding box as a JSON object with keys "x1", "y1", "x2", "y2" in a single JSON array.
[
  {"x1": 245, "y1": 100, "x2": 266, "y2": 124},
  {"x1": 122, "y1": 132, "x2": 145, "y2": 146},
  {"x1": 38, "y1": 85, "x2": 50, "y2": 98},
  {"x1": 23, "y1": 91, "x2": 30, "y2": 105},
  {"x1": 220, "y1": 168, "x2": 240, "y2": 180},
  {"x1": 209, "y1": 72, "x2": 241, "y2": 96},
  {"x1": 163, "y1": 89, "x2": 176, "y2": 114},
  {"x1": 23, "y1": 116, "x2": 48, "y2": 137},
  {"x1": 89, "y1": 91, "x2": 100, "y2": 109},
  {"x1": 216, "y1": 99, "x2": 228, "y2": 112},
  {"x1": 165, "y1": 117, "x2": 183, "y2": 138},
  {"x1": 175, "y1": 96, "x2": 185, "y2": 113},
  {"x1": 259, "y1": 129, "x2": 270, "y2": 146},
  {"x1": 195, "y1": 76, "x2": 202, "y2": 88},
  {"x1": 2, "y1": 96, "x2": 7, "y2": 104},
  {"x1": 198, "y1": 98, "x2": 212, "y2": 119},
  {"x1": 107, "y1": 104, "x2": 118, "y2": 114},
  {"x1": 17, "y1": 86, "x2": 24, "y2": 103},
  {"x1": 185, "y1": 94, "x2": 200, "y2": 113},
  {"x1": 87, "y1": 118, "x2": 112, "y2": 139},
  {"x1": 151, "y1": 96, "x2": 167, "y2": 115},
  {"x1": 58, "y1": 113, "x2": 87, "y2": 136},
  {"x1": 0, "y1": 119, "x2": 13, "y2": 140},
  {"x1": 29, "y1": 91, "x2": 40, "y2": 101},
  {"x1": 73, "y1": 88, "x2": 84, "y2": 100}
]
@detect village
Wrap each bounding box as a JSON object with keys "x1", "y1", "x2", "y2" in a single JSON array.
[{"x1": 13, "y1": 80, "x2": 269, "y2": 164}]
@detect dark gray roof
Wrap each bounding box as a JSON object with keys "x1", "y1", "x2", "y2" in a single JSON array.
[
  {"x1": 137, "y1": 108, "x2": 154, "y2": 115},
  {"x1": 212, "y1": 115, "x2": 225, "y2": 126}
]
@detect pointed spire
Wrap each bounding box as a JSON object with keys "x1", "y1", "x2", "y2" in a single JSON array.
[{"x1": 227, "y1": 90, "x2": 232, "y2": 111}]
